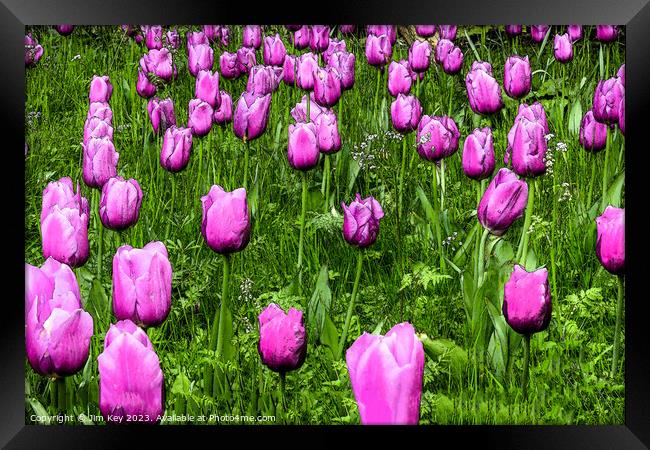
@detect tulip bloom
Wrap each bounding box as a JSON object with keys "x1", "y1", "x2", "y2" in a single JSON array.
[
  {"x1": 186, "y1": 31, "x2": 209, "y2": 49},
  {"x1": 188, "y1": 98, "x2": 213, "y2": 137},
  {"x1": 164, "y1": 29, "x2": 180, "y2": 49},
  {"x1": 310, "y1": 25, "x2": 330, "y2": 53},
  {"x1": 579, "y1": 110, "x2": 608, "y2": 151},
  {"x1": 136, "y1": 70, "x2": 157, "y2": 98},
  {"x1": 188, "y1": 43, "x2": 214, "y2": 77},
  {"x1": 219, "y1": 51, "x2": 240, "y2": 79},
  {"x1": 83, "y1": 116, "x2": 114, "y2": 146},
  {"x1": 147, "y1": 97, "x2": 176, "y2": 135},
  {"x1": 195, "y1": 70, "x2": 221, "y2": 108},
  {"x1": 201, "y1": 185, "x2": 251, "y2": 254},
  {"x1": 55, "y1": 25, "x2": 75, "y2": 36},
  {"x1": 25, "y1": 258, "x2": 93, "y2": 377},
  {"x1": 247, "y1": 65, "x2": 282, "y2": 96},
  {"x1": 98, "y1": 320, "x2": 164, "y2": 423},
  {"x1": 596, "y1": 206, "x2": 625, "y2": 275},
  {"x1": 567, "y1": 25, "x2": 583, "y2": 41},
  {"x1": 141, "y1": 49, "x2": 175, "y2": 81},
  {"x1": 408, "y1": 40, "x2": 431, "y2": 73},
  {"x1": 438, "y1": 25, "x2": 457, "y2": 40},
  {"x1": 322, "y1": 38, "x2": 347, "y2": 65},
  {"x1": 89, "y1": 75, "x2": 113, "y2": 103},
  {"x1": 505, "y1": 25, "x2": 523, "y2": 36},
  {"x1": 339, "y1": 25, "x2": 356, "y2": 34},
  {"x1": 503, "y1": 55, "x2": 532, "y2": 99},
  {"x1": 82, "y1": 137, "x2": 119, "y2": 188},
  {"x1": 435, "y1": 39, "x2": 463, "y2": 74},
  {"x1": 258, "y1": 303, "x2": 307, "y2": 373},
  {"x1": 161, "y1": 126, "x2": 193, "y2": 172},
  {"x1": 291, "y1": 93, "x2": 326, "y2": 123},
  {"x1": 596, "y1": 25, "x2": 618, "y2": 42},
  {"x1": 617, "y1": 64, "x2": 625, "y2": 86},
  {"x1": 313, "y1": 66, "x2": 342, "y2": 107},
  {"x1": 365, "y1": 34, "x2": 392, "y2": 67},
  {"x1": 242, "y1": 25, "x2": 262, "y2": 49},
  {"x1": 233, "y1": 91, "x2": 272, "y2": 141},
  {"x1": 390, "y1": 94, "x2": 422, "y2": 133},
  {"x1": 387, "y1": 60, "x2": 412, "y2": 96},
  {"x1": 236, "y1": 46, "x2": 257, "y2": 74},
  {"x1": 327, "y1": 51, "x2": 355, "y2": 90},
  {"x1": 315, "y1": 110, "x2": 342, "y2": 154},
  {"x1": 618, "y1": 97, "x2": 625, "y2": 136},
  {"x1": 593, "y1": 77, "x2": 624, "y2": 124},
  {"x1": 530, "y1": 25, "x2": 549, "y2": 43},
  {"x1": 87, "y1": 102, "x2": 113, "y2": 123},
  {"x1": 25, "y1": 34, "x2": 44, "y2": 67},
  {"x1": 466, "y1": 61, "x2": 504, "y2": 115},
  {"x1": 293, "y1": 26, "x2": 311, "y2": 50},
  {"x1": 554, "y1": 34, "x2": 573, "y2": 63},
  {"x1": 341, "y1": 194, "x2": 384, "y2": 248},
  {"x1": 416, "y1": 115, "x2": 460, "y2": 162},
  {"x1": 509, "y1": 117, "x2": 548, "y2": 177},
  {"x1": 100, "y1": 177, "x2": 143, "y2": 230},
  {"x1": 213, "y1": 91, "x2": 233, "y2": 124},
  {"x1": 415, "y1": 25, "x2": 436, "y2": 37},
  {"x1": 296, "y1": 52, "x2": 319, "y2": 90},
  {"x1": 142, "y1": 25, "x2": 163, "y2": 50},
  {"x1": 288, "y1": 122, "x2": 320, "y2": 171},
  {"x1": 263, "y1": 34, "x2": 287, "y2": 66},
  {"x1": 40, "y1": 178, "x2": 90, "y2": 267},
  {"x1": 503, "y1": 265, "x2": 552, "y2": 335},
  {"x1": 282, "y1": 54, "x2": 297, "y2": 85},
  {"x1": 462, "y1": 127, "x2": 495, "y2": 180},
  {"x1": 346, "y1": 322, "x2": 424, "y2": 425},
  {"x1": 367, "y1": 25, "x2": 396, "y2": 44},
  {"x1": 477, "y1": 168, "x2": 528, "y2": 235},
  {"x1": 113, "y1": 242, "x2": 172, "y2": 327}
]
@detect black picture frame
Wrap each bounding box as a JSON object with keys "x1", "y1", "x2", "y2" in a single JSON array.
[{"x1": 3, "y1": 0, "x2": 649, "y2": 448}]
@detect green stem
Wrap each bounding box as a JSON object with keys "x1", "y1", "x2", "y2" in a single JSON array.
[
  {"x1": 195, "y1": 137, "x2": 204, "y2": 197},
  {"x1": 95, "y1": 190, "x2": 104, "y2": 280},
  {"x1": 600, "y1": 133, "x2": 610, "y2": 212},
  {"x1": 322, "y1": 155, "x2": 330, "y2": 212},
  {"x1": 279, "y1": 372, "x2": 287, "y2": 424},
  {"x1": 306, "y1": 94, "x2": 311, "y2": 123},
  {"x1": 166, "y1": 174, "x2": 176, "y2": 237},
  {"x1": 587, "y1": 157, "x2": 596, "y2": 210},
  {"x1": 610, "y1": 275, "x2": 625, "y2": 378},
  {"x1": 297, "y1": 171, "x2": 308, "y2": 272},
  {"x1": 398, "y1": 136, "x2": 407, "y2": 218},
  {"x1": 477, "y1": 228, "x2": 490, "y2": 287},
  {"x1": 432, "y1": 164, "x2": 445, "y2": 270},
  {"x1": 337, "y1": 251, "x2": 364, "y2": 360},
  {"x1": 522, "y1": 334, "x2": 531, "y2": 400},
  {"x1": 517, "y1": 179, "x2": 536, "y2": 265},
  {"x1": 374, "y1": 68, "x2": 381, "y2": 116},
  {"x1": 243, "y1": 140, "x2": 250, "y2": 190},
  {"x1": 56, "y1": 377, "x2": 67, "y2": 415}
]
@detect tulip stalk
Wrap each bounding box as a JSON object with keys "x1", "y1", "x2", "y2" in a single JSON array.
[
  {"x1": 243, "y1": 139, "x2": 250, "y2": 190},
  {"x1": 610, "y1": 275, "x2": 625, "y2": 377},
  {"x1": 337, "y1": 250, "x2": 364, "y2": 360},
  {"x1": 600, "y1": 132, "x2": 611, "y2": 212},
  {"x1": 431, "y1": 164, "x2": 445, "y2": 270},
  {"x1": 278, "y1": 372, "x2": 287, "y2": 424},
  {"x1": 521, "y1": 333, "x2": 531, "y2": 399},
  {"x1": 373, "y1": 68, "x2": 381, "y2": 116},
  {"x1": 297, "y1": 171, "x2": 308, "y2": 275},
  {"x1": 516, "y1": 179, "x2": 536, "y2": 265},
  {"x1": 322, "y1": 156, "x2": 331, "y2": 212},
  {"x1": 94, "y1": 190, "x2": 104, "y2": 280},
  {"x1": 55, "y1": 377, "x2": 67, "y2": 415}
]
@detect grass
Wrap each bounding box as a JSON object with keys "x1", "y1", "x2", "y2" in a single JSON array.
[{"x1": 25, "y1": 25, "x2": 624, "y2": 425}]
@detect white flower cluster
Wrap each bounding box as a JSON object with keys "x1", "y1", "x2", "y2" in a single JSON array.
[
  {"x1": 351, "y1": 132, "x2": 391, "y2": 170},
  {"x1": 559, "y1": 181, "x2": 573, "y2": 202},
  {"x1": 442, "y1": 231, "x2": 462, "y2": 252},
  {"x1": 237, "y1": 278, "x2": 254, "y2": 304}
]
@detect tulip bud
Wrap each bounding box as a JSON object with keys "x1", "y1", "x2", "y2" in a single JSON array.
[
  {"x1": 25, "y1": 257, "x2": 81, "y2": 318},
  {"x1": 593, "y1": 77, "x2": 624, "y2": 124},
  {"x1": 236, "y1": 46, "x2": 257, "y2": 74},
  {"x1": 113, "y1": 241, "x2": 172, "y2": 327},
  {"x1": 82, "y1": 137, "x2": 119, "y2": 188},
  {"x1": 233, "y1": 91, "x2": 271, "y2": 141},
  {"x1": 339, "y1": 25, "x2": 356, "y2": 34},
  {"x1": 164, "y1": 29, "x2": 180, "y2": 49},
  {"x1": 141, "y1": 48, "x2": 175, "y2": 81},
  {"x1": 282, "y1": 54, "x2": 297, "y2": 85},
  {"x1": 201, "y1": 185, "x2": 251, "y2": 254},
  {"x1": 219, "y1": 51, "x2": 240, "y2": 79},
  {"x1": 310, "y1": 25, "x2": 330, "y2": 53},
  {"x1": 293, "y1": 26, "x2": 311, "y2": 50},
  {"x1": 100, "y1": 177, "x2": 143, "y2": 230},
  {"x1": 188, "y1": 43, "x2": 214, "y2": 77},
  {"x1": 327, "y1": 51, "x2": 355, "y2": 90},
  {"x1": 83, "y1": 116, "x2": 114, "y2": 147},
  {"x1": 188, "y1": 98, "x2": 213, "y2": 137},
  {"x1": 503, "y1": 265, "x2": 552, "y2": 335},
  {"x1": 98, "y1": 321, "x2": 164, "y2": 423},
  {"x1": 147, "y1": 97, "x2": 176, "y2": 135},
  {"x1": 477, "y1": 168, "x2": 528, "y2": 235},
  {"x1": 195, "y1": 70, "x2": 221, "y2": 108},
  {"x1": 365, "y1": 34, "x2": 392, "y2": 67},
  {"x1": 263, "y1": 33, "x2": 287, "y2": 66},
  {"x1": 186, "y1": 31, "x2": 209, "y2": 49},
  {"x1": 554, "y1": 33, "x2": 573, "y2": 63},
  {"x1": 55, "y1": 25, "x2": 75, "y2": 36},
  {"x1": 530, "y1": 25, "x2": 549, "y2": 43},
  {"x1": 315, "y1": 110, "x2": 342, "y2": 154},
  {"x1": 25, "y1": 34, "x2": 44, "y2": 67},
  {"x1": 595, "y1": 206, "x2": 625, "y2": 275},
  {"x1": 505, "y1": 25, "x2": 523, "y2": 36},
  {"x1": 161, "y1": 126, "x2": 193, "y2": 172},
  {"x1": 595, "y1": 25, "x2": 618, "y2": 42},
  {"x1": 465, "y1": 61, "x2": 504, "y2": 115},
  {"x1": 213, "y1": 90, "x2": 233, "y2": 125},
  {"x1": 288, "y1": 122, "x2": 320, "y2": 171},
  {"x1": 579, "y1": 110, "x2": 608, "y2": 151},
  {"x1": 567, "y1": 25, "x2": 583, "y2": 41},
  {"x1": 390, "y1": 94, "x2": 422, "y2": 133},
  {"x1": 296, "y1": 52, "x2": 319, "y2": 90},
  {"x1": 435, "y1": 39, "x2": 464, "y2": 74},
  {"x1": 341, "y1": 194, "x2": 384, "y2": 248},
  {"x1": 87, "y1": 102, "x2": 113, "y2": 123},
  {"x1": 258, "y1": 303, "x2": 308, "y2": 373},
  {"x1": 243, "y1": 25, "x2": 262, "y2": 49},
  {"x1": 388, "y1": 60, "x2": 412, "y2": 96},
  {"x1": 323, "y1": 38, "x2": 347, "y2": 65},
  {"x1": 437, "y1": 25, "x2": 457, "y2": 40},
  {"x1": 415, "y1": 25, "x2": 436, "y2": 37},
  {"x1": 416, "y1": 115, "x2": 460, "y2": 162},
  {"x1": 346, "y1": 322, "x2": 424, "y2": 425},
  {"x1": 89, "y1": 75, "x2": 113, "y2": 103},
  {"x1": 510, "y1": 117, "x2": 548, "y2": 177},
  {"x1": 41, "y1": 178, "x2": 90, "y2": 267},
  {"x1": 408, "y1": 40, "x2": 431, "y2": 73},
  {"x1": 313, "y1": 66, "x2": 342, "y2": 107},
  {"x1": 462, "y1": 127, "x2": 495, "y2": 180},
  {"x1": 503, "y1": 55, "x2": 532, "y2": 99},
  {"x1": 103, "y1": 319, "x2": 153, "y2": 351},
  {"x1": 136, "y1": 69, "x2": 157, "y2": 98},
  {"x1": 142, "y1": 25, "x2": 163, "y2": 50},
  {"x1": 367, "y1": 25, "x2": 396, "y2": 44},
  {"x1": 247, "y1": 65, "x2": 283, "y2": 96}
]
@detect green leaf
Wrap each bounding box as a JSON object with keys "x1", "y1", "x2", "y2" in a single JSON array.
[
  {"x1": 308, "y1": 265, "x2": 332, "y2": 342},
  {"x1": 568, "y1": 100, "x2": 583, "y2": 136},
  {"x1": 320, "y1": 315, "x2": 339, "y2": 360},
  {"x1": 29, "y1": 398, "x2": 50, "y2": 424},
  {"x1": 172, "y1": 372, "x2": 191, "y2": 396},
  {"x1": 87, "y1": 279, "x2": 109, "y2": 331},
  {"x1": 589, "y1": 171, "x2": 625, "y2": 217},
  {"x1": 419, "y1": 335, "x2": 468, "y2": 380},
  {"x1": 524, "y1": 247, "x2": 538, "y2": 272},
  {"x1": 77, "y1": 413, "x2": 94, "y2": 425},
  {"x1": 371, "y1": 320, "x2": 384, "y2": 335},
  {"x1": 493, "y1": 239, "x2": 514, "y2": 266},
  {"x1": 347, "y1": 159, "x2": 360, "y2": 196}
]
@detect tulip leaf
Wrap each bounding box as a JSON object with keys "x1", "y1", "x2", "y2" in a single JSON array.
[
  {"x1": 524, "y1": 247, "x2": 538, "y2": 272},
  {"x1": 419, "y1": 335, "x2": 468, "y2": 381},
  {"x1": 493, "y1": 239, "x2": 514, "y2": 266},
  {"x1": 599, "y1": 45, "x2": 605, "y2": 79},
  {"x1": 172, "y1": 372, "x2": 192, "y2": 396},
  {"x1": 29, "y1": 398, "x2": 50, "y2": 424},
  {"x1": 485, "y1": 300, "x2": 509, "y2": 380},
  {"x1": 371, "y1": 320, "x2": 384, "y2": 335},
  {"x1": 308, "y1": 265, "x2": 332, "y2": 342},
  {"x1": 320, "y1": 315, "x2": 339, "y2": 360},
  {"x1": 588, "y1": 171, "x2": 625, "y2": 218},
  {"x1": 87, "y1": 279, "x2": 109, "y2": 331},
  {"x1": 568, "y1": 100, "x2": 583, "y2": 136},
  {"x1": 347, "y1": 159, "x2": 360, "y2": 196},
  {"x1": 214, "y1": 304, "x2": 235, "y2": 361}
]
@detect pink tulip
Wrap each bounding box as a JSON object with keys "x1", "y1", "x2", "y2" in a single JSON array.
[
  {"x1": 160, "y1": 126, "x2": 193, "y2": 172},
  {"x1": 141, "y1": 48, "x2": 175, "y2": 81},
  {"x1": 188, "y1": 98, "x2": 213, "y2": 137},
  {"x1": 530, "y1": 25, "x2": 549, "y2": 43},
  {"x1": 503, "y1": 55, "x2": 532, "y2": 99},
  {"x1": 434, "y1": 39, "x2": 463, "y2": 74},
  {"x1": 313, "y1": 66, "x2": 342, "y2": 107},
  {"x1": 503, "y1": 265, "x2": 552, "y2": 335},
  {"x1": 188, "y1": 43, "x2": 214, "y2": 77},
  {"x1": 462, "y1": 127, "x2": 495, "y2": 180},
  {"x1": 247, "y1": 65, "x2": 283, "y2": 96},
  {"x1": 263, "y1": 33, "x2": 287, "y2": 66},
  {"x1": 415, "y1": 25, "x2": 436, "y2": 37},
  {"x1": 416, "y1": 115, "x2": 460, "y2": 161},
  {"x1": 242, "y1": 25, "x2": 262, "y2": 49},
  {"x1": 408, "y1": 40, "x2": 431, "y2": 73},
  {"x1": 233, "y1": 91, "x2": 272, "y2": 142},
  {"x1": 99, "y1": 177, "x2": 143, "y2": 230},
  {"x1": 478, "y1": 168, "x2": 528, "y2": 236},
  {"x1": 258, "y1": 303, "x2": 307, "y2": 373},
  {"x1": 466, "y1": 61, "x2": 504, "y2": 115},
  {"x1": 147, "y1": 97, "x2": 176, "y2": 135},
  {"x1": 438, "y1": 25, "x2": 457, "y2": 40},
  {"x1": 567, "y1": 25, "x2": 583, "y2": 41},
  {"x1": 201, "y1": 185, "x2": 250, "y2": 254},
  {"x1": 82, "y1": 137, "x2": 119, "y2": 189},
  {"x1": 296, "y1": 52, "x2": 319, "y2": 90},
  {"x1": 195, "y1": 70, "x2": 221, "y2": 108},
  {"x1": 87, "y1": 102, "x2": 113, "y2": 123},
  {"x1": 323, "y1": 38, "x2": 347, "y2": 65},
  {"x1": 315, "y1": 110, "x2": 342, "y2": 154},
  {"x1": 310, "y1": 25, "x2": 330, "y2": 53},
  {"x1": 213, "y1": 90, "x2": 233, "y2": 125},
  {"x1": 579, "y1": 110, "x2": 608, "y2": 152},
  {"x1": 554, "y1": 33, "x2": 573, "y2": 63},
  {"x1": 142, "y1": 25, "x2": 163, "y2": 50},
  {"x1": 282, "y1": 54, "x2": 297, "y2": 85},
  {"x1": 595, "y1": 206, "x2": 625, "y2": 275},
  {"x1": 365, "y1": 34, "x2": 392, "y2": 67},
  {"x1": 388, "y1": 60, "x2": 412, "y2": 96},
  {"x1": 293, "y1": 26, "x2": 311, "y2": 50},
  {"x1": 136, "y1": 70, "x2": 157, "y2": 98},
  {"x1": 327, "y1": 51, "x2": 355, "y2": 90},
  {"x1": 219, "y1": 51, "x2": 240, "y2": 79},
  {"x1": 236, "y1": 46, "x2": 257, "y2": 74},
  {"x1": 89, "y1": 75, "x2": 113, "y2": 103},
  {"x1": 288, "y1": 122, "x2": 320, "y2": 171},
  {"x1": 390, "y1": 94, "x2": 422, "y2": 133},
  {"x1": 341, "y1": 194, "x2": 384, "y2": 248}
]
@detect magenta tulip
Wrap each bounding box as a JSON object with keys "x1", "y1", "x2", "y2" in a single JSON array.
[
  {"x1": 530, "y1": 25, "x2": 549, "y2": 43},
  {"x1": 593, "y1": 77, "x2": 624, "y2": 125},
  {"x1": 164, "y1": 29, "x2": 180, "y2": 49},
  {"x1": 293, "y1": 26, "x2": 311, "y2": 50},
  {"x1": 233, "y1": 91, "x2": 272, "y2": 141},
  {"x1": 147, "y1": 97, "x2": 176, "y2": 135},
  {"x1": 322, "y1": 38, "x2": 347, "y2": 65},
  {"x1": 213, "y1": 90, "x2": 233, "y2": 125},
  {"x1": 367, "y1": 25, "x2": 396, "y2": 44},
  {"x1": 339, "y1": 25, "x2": 356, "y2": 34},
  {"x1": 477, "y1": 168, "x2": 528, "y2": 236},
  {"x1": 435, "y1": 39, "x2": 463, "y2": 74},
  {"x1": 258, "y1": 303, "x2": 307, "y2": 373},
  {"x1": 219, "y1": 51, "x2": 240, "y2": 79},
  {"x1": 554, "y1": 33, "x2": 573, "y2": 63},
  {"x1": 288, "y1": 122, "x2": 320, "y2": 171},
  {"x1": 315, "y1": 110, "x2": 342, "y2": 154},
  {"x1": 89, "y1": 75, "x2": 113, "y2": 103},
  {"x1": 99, "y1": 177, "x2": 143, "y2": 230},
  {"x1": 263, "y1": 33, "x2": 287, "y2": 66},
  {"x1": 327, "y1": 51, "x2": 355, "y2": 90},
  {"x1": 388, "y1": 60, "x2": 412, "y2": 96},
  {"x1": 291, "y1": 93, "x2": 326, "y2": 123},
  {"x1": 25, "y1": 34, "x2": 44, "y2": 67},
  {"x1": 510, "y1": 116, "x2": 548, "y2": 177},
  {"x1": 617, "y1": 64, "x2": 625, "y2": 86},
  {"x1": 142, "y1": 25, "x2": 163, "y2": 50},
  {"x1": 503, "y1": 265, "x2": 552, "y2": 335},
  {"x1": 579, "y1": 110, "x2": 608, "y2": 152},
  {"x1": 505, "y1": 25, "x2": 523, "y2": 36},
  {"x1": 596, "y1": 206, "x2": 625, "y2": 275},
  {"x1": 282, "y1": 54, "x2": 297, "y2": 85},
  {"x1": 504, "y1": 55, "x2": 532, "y2": 99},
  {"x1": 313, "y1": 66, "x2": 342, "y2": 107},
  {"x1": 188, "y1": 98, "x2": 213, "y2": 137},
  {"x1": 462, "y1": 127, "x2": 495, "y2": 180},
  {"x1": 618, "y1": 97, "x2": 625, "y2": 136},
  {"x1": 595, "y1": 25, "x2": 618, "y2": 42},
  {"x1": 438, "y1": 25, "x2": 457, "y2": 40},
  {"x1": 247, "y1": 65, "x2": 283, "y2": 96},
  {"x1": 186, "y1": 31, "x2": 209, "y2": 49},
  {"x1": 390, "y1": 94, "x2": 422, "y2": 133},
  {"x1": 236, "y1": 46, "x2": 257, "y2": 74},
  {"x1": 296, "y1": 52, "x2": 319, "y2": 90},
  {"x1": 567, "y1": 25, "x2": 583, "y2": 41},
  {"x1": 415, "y1": 25, "x2": 436, "y2": 37},
  {"x1": 341, "y1": 194, "x2": 384, "y2": 248},
  {"x1": 310, "y1": 25, "x2": 330, "y2": 53},
  {"x1": 408, "y1": 40, "x2": 431, "y2": 73},
  {"x1": 365, "y1": 34, "x2": 392, "y2": 67},
  {"x1": 82, "y1": 137, "x2": 119, "y2": 189},
  {"x1": 416, "y1": 115, "x2": 460, "y2": 162},
  {"x1": 242, "y1": 25, "x2": 262, "y2": 49},
  {"x1": 136, "y1": 70, "x2": 157, "y2": 98},
  {"x1": 25, "y1": 257, "x2": 80, "y2": 319},
  {"x1": 466, "y1": 61, "x2": 504, "y2": 115},
  {"x1": 55, "y1": 25, "x2": 74, "y2": 36},
  {"x1": 83, "y1": 116, "x2": 113, "y2": 146},
  {"x1": 160, "y1": 126, "x2": 193, "y2": 172},
  {"x1": 87, "y1": 102, "x2": 113, "y2": 123},
  {"x1": 188, "y1": 43, "x2": 214, "y2": 77},
  {"x1": 346, "y1": 322, "x2": 424, "y2": 425},
  {"x1": 195, "y1": 70, "x2": 221, "y2": 108},
  {"x1": 201, "y1": 185, "x2": 251, "y2": 254},
  {"x1": 140, "y1": 48, "x2": 175, "y2": 81}
]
